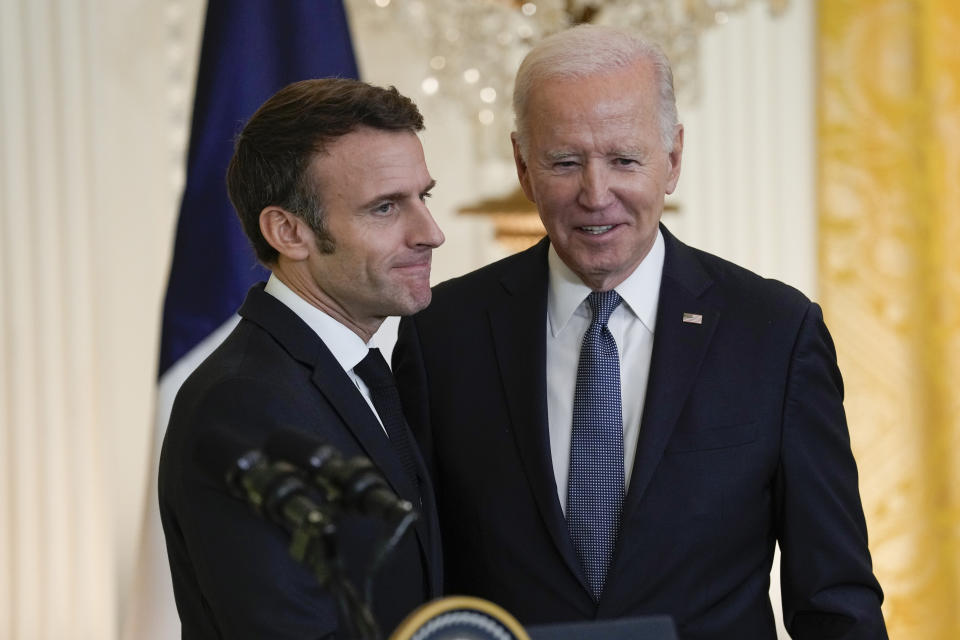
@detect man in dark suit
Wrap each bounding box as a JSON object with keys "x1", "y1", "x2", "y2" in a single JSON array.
[
  {"x1": 393, "y1": 25, "x2": 886, "y2": 639},
  {"x1": 159, "y1": 78, "x2": 445, "y2": 639}
]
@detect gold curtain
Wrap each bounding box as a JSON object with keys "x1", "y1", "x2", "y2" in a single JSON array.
[{"x1": 818, "y1": 1, "x2": 960, "y2": 638}]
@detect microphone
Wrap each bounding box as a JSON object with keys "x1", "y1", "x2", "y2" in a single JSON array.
[
  {"x1": 196, "y1": 426, "x2": 418, "y2": 623},
  {"x1": 194, "y1": 427, "x2": 335, "y2": 537},
  {"x1": 263, "y1": 428, "x2": 417, "y2": 525}
]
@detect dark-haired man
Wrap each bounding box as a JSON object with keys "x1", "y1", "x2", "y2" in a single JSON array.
[{"x1": 159, "y1": 78, "x2": 444, "y2": 639}]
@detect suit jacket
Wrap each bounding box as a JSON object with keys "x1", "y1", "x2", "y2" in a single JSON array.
[
  {"x1": 159, "y1": 283, "x2": 442, "y2": 639},
  {"x1": 393, "y1": 227, "x2": 885, "y2": 640}
]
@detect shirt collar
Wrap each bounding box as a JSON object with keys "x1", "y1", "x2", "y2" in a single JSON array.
[
  {"x1": 547, "y1": 228, "x2": 664, "y2": 337},
  {"x1": 264, "y1": 273, "x2": 370, "y2": 372}
]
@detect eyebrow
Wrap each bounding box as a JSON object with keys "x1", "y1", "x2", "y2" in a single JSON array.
[
  {"x1": 546, "y1": 150, "x2": 578, "y2": 161},
  {"x1": 609, "y1": 150, "x2": 645, "y2": 158},
  {"x1": 361, "y1": 179, "x2": 436, "y2": 209},
  {"x1": 544, "y1": 149, "x2": 645, "y2": 161}
]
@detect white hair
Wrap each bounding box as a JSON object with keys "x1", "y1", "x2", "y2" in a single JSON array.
[{"x1": 512, "y1": 24, "x2": 679, "y2": 154}]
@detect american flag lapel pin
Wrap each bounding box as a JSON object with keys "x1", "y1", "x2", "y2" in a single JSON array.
[{"x1": 682, "y1": 312, "x2": 703, "y2": 325}]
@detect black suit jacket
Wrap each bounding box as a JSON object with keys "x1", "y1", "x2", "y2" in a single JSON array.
[
  {"x1": 393, "y1": 227, "x2": 885, "y2": 639},
  {"x1": 159, "y1": 283, "x2": 441, "y2": 639}
]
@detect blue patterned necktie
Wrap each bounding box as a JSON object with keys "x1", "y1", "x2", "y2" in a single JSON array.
[{"x1": 567, "y1": 289, "x2": 624, "y2": 601}]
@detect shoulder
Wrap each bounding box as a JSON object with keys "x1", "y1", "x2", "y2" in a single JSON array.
[
  {"x1": 180, "y1": 320, "x2": 286, "y2": 391},
  {"x1": 426, "y1": 238, "x2": 549, "y2": 313},
  {"x1": 163, "y1": 319, "x2": 323, "y2": 452},
  {"x1": 665, "y1": 228, "x2": 813, "y2": 316}
]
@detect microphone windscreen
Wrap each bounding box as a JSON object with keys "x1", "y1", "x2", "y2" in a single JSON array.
[{"x1": 263, "y1": 427, "x2": 329, "y2": 469}]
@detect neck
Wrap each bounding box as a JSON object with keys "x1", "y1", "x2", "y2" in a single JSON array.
[{"x1": 270, "y1": 266, "x2": 382, "y2": 343}]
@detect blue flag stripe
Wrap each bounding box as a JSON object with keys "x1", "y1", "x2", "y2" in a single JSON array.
[{"x1": 158, "y1": 0, "x2": 359, "y2": 376}]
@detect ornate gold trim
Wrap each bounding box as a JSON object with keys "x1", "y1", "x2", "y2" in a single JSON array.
[{"x1": 389, "y1": 595, "x2": 531, "y2": 640}]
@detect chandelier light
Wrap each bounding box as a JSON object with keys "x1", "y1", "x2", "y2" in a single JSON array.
[{"x1": 351, "y1": 0, "x2": 790, "y2": 146}]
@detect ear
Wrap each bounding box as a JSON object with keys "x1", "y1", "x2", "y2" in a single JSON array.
[
  {"x1": 665, "y1": 123, "x2": 684, "y2": 195},
  {"x1": 511, "y1": 133, "x2": 535, "y2": 203},
  {"x1": 259, "y1": 206, "x2": 311, "y2": 261}
]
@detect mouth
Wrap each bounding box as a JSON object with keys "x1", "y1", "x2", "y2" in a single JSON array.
[
  {"x1": 393, "y1": 255, "x2": 432, "y2": 273},
  {"x1": 577, "y1": 224, "x2": 616, "y2": 235}
]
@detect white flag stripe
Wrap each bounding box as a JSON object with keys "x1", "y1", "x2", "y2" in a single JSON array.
[{"x1": 122, "y1": 315, "x2": 240, "y2": 640}]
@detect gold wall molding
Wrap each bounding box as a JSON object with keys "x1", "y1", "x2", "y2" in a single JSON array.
[
  {"x1": 459, "y1": 187, "x2": 545, "y2": 253},
  {"x1": 818, "y1": 2, "x2": 960, "y2": 637}
]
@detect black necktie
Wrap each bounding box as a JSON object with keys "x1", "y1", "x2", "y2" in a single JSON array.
[{"x1": 353, "y1": 348, "x2": 419, "y2": 488}]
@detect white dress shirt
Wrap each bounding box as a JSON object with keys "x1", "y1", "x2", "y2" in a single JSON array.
[
  {"x1": 264, "y1": 274, "x2": 388, "y2": 435},
  {"x1": 546, "y1": 230, "x2": 664, "y2": 513}
]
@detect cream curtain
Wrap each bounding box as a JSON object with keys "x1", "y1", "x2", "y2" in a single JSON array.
[{"x1": 818, "y1": 1, "x2": 960, "y2": 638}]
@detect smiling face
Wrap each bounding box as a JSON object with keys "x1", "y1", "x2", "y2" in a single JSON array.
[
  {"x1": 513, "y1": 59, "x2": 683, "y2": 291},
  {"x1": 297, "y1": 127, "x2": 444, "y2": 337}
]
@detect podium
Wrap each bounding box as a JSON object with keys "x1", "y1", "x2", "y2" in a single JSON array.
[
  {"x1": 390, "y1": 597, "x2": 677, "y2": 640},
  {"x1": 528, "y1": 616, "x2": 677, "y2": 640}
]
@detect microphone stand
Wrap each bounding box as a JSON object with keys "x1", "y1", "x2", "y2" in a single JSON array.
[
  {"x1": 288, "y1": 511, "x2": 382, "y2": 640},
  {"x1": 364, "y1": 508, "x2": 419, "y2": 608},
  {"x1": 212, "y1": 434, "x2": 419, "y2": 640}
]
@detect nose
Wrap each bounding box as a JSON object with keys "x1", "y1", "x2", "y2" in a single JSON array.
[
  {"x1": 412, "y1": 200, "x2": 445, "y2": 249},
  {"x1": 577, "y1": 161, "x2": 614, "y2": 211}
]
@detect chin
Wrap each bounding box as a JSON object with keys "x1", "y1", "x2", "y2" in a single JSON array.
[
  {"x1": 396, "y1": 290, "x2": 433, "y2": 317},
  {"x1": 409, "y1": 293, "x2": 433, "y2": 314}
]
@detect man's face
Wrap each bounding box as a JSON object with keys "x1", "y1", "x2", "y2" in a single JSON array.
[
  {"x1": 306, "y1": 127, "x2": 444, "y2": 329},
  {"x1": 513, "y1": 60, "x2": 683, "y2": 291}
]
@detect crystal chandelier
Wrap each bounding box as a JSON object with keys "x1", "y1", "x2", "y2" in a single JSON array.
[{"x1": 350, "y1": 0, "x2": 790, "y2": 155}]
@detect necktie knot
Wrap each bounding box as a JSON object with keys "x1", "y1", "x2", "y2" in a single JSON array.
[
  {"x1": 587, "y1": 290, "x2": 621, "y2": 328},
  {"x1": 354, "y1": 348, "x2": 393, "y2": 390}
]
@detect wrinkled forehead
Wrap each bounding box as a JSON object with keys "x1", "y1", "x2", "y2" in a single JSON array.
[
  {"x1": 527, "y1": 57, "x2": 657, "y2": 103},
  {"x1": 530, "y1": 77, "x2": 659, "y2": 138},
  {"x1": 310, "y1": 128, "x2": 431, "y2": 196},
  {"x1": 531, "y1": 70, "x2": 660, "y2": 121}
]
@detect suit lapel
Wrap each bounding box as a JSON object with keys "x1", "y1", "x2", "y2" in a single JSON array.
[
  {"x1": 620, "y1": 227, "x2": 719, "y2": 522},
  {"x1": 309, "y1": 359, "x2": 438, "y2": 590},
  {"x1": 488, "y1": 239, "x2": 590, "y2": 592},
  {"x1": 239, "y1": 284, "x2": 432, "y2": 573},
  {"x1": 308, "y1": 363, "x2": 419, "y2": 502}
]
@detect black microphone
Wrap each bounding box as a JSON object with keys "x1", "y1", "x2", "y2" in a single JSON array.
[
  {"x1": 263, "y1": 428, "x2": 417, "y2": 525},
  {"x1": 194, "y1": 427, "x2": 335, "y2": 537}
]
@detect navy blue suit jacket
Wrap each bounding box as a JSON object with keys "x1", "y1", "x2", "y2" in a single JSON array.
[
  {"x1": 159, "y1": 283, "x2": 442, "y2": 639},
  {"x1": 393, "y1": 227, "x2": 885, "y2": 639}
]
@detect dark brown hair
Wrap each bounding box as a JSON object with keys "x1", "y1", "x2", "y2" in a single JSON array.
[{"x1": 226, "y1": 78, "x2": 425, "y2": 264}]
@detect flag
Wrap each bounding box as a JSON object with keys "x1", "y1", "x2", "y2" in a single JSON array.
[{"x1": 123, "y1": 2, "x2": 358, "y2": 637}]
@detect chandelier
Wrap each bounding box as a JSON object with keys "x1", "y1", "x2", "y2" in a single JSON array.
[{"x1": 350, "y1": 0, "x2": 790, "y2": 161}]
